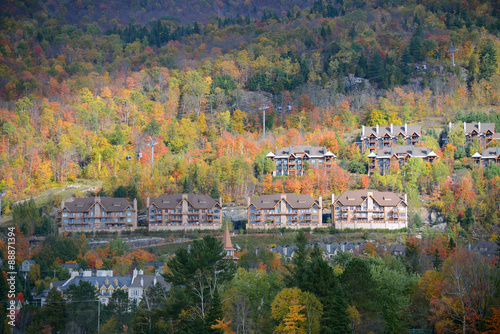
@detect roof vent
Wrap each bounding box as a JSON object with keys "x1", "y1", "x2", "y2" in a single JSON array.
[
  {"x1": 347, "y1": 197, "x2": 355, "y2": 201},
  {"x1": 113, "y1": 203, "x2": 121, "y2": 206},
  {"x1": 76, "y1": 204, "x2": 84, "y2": 207},
  {"x1": 298, "y1": 200, "x2": 306, "y2": 203},
  {"x1": 200, "y1": 200, "x2": 206, "y2": 204},
  {"x1": 162, "y1": 200, "x2": 170, "y2": 203},
  {"x1": 263, "y1": 200, "x2": 270, "y2": 204}
]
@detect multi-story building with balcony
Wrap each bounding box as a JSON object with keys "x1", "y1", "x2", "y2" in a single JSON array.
[
  {"x1": 331, "y1": 191, "x2": 407, "y2": 230},
  {"x1": 357, "y1": 123, "x2": 421, "y2": 153},
  {"x1": 471, "y1": 147, "x2": 500, "y2": 167},
  {"x1": 247, "y1": 194, "x2": 323, "y2": 229},
  {"x1": 147, "y1": 194, "x2": 222, "y2": 231},
  {"x1": 442, "y1": 122, "x2": 500, "y2": 147},
  {"x1": 266, "y1": 146, "x2": 336, "y2": 176},
  {"x1": 58, "y1": 197, "x2": 137, "y2": 233},
  {"x1": 368, "y1": 145, "x2": 439, "y2": 175}
]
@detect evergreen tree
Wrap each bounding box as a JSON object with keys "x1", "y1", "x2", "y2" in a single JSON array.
[
  {"x1": 325, "y1": 285, "x2": 351, "y2": 334},
  {"x1": 368, "y1": 51, "x2": 384, "y2": 85},
  {"x1": 448, "y1": 237, "x2": 456, "y2": 253},
  {"x1": 44, "y1": 288, "x2": 67, "y2": 332},
  {"x1": 285, "y1": 230, "x2": 309, "y2": 288},
  {"x1": 432, "y1": 249, "x2": 443, "y2": 269},
  {"x1": 205, "y1": 289, "x2": 224, "y2": 333},
  {"x1": 409, "y1": 35, "x2": 423, "y2": 61},
  {"x1": 479, "y1": 39, "x2": 497, "y2": 81}
]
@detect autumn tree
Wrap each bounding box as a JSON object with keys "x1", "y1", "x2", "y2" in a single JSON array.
[
  {"x1": 429, "y1": 250, "x2": 500, "y2": 333},
  {"x1": 271, "y1": 287, "x2": 323, "y2": 334}
]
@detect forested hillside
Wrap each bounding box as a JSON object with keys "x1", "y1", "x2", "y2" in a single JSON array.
[{"x1": 0, "y1": 0, "x2": 500, "y2": 232}]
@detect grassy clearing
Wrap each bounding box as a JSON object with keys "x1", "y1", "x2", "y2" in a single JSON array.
[{"x1": 2, "y1": 180, "x2": 102, "y2": 227}]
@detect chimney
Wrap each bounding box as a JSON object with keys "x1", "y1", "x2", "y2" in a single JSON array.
[
  {"x1": 464, "y1": 121, "x2": 466, "y2": 132},
  {"x1": 362, "y1": 125, "x2": 365, "y2": 136},
  {"x1": 219, "y1": 197, "x2": 222, "y2": 207},
  {"x1": 376, "y1": 124, "x2": 379, "y2": 134},
  {"x1": 140, "y1": 277, "x2": 144, "y2": 286},
  {"x1": 153, "y1": 276, "x2": 157, "y2": 285},
  {"x1": 390, "y1": 123, "x2": 393, "y2": 133},
  {"x1": 404, "y1": 194, "x2": 407, "y2": 203},
  {"x1": 331, "y1": 193, "x2": 335, "y2": 205},
  {"x1": 478, "y1": 121, "x2": 481, "y2": 133},
  {"x1": 146, "y1": 196, "x2": 150, "y2": 208},
  {"x1": 61, "y1": 199, "x2": 65, "y2": 210},
  {"x1": 318, "y1": 196, "x2": 322, "y2": 209},
  {"x1": 247, "y1": 197, "x2": 251, "y2": 207},
  {"x1": 96, "y1": 196, "x2": 101, "y2": 203},
  {"x1": 449, "y1": 121, "x2": 452, "y2": 130},
  {"x1": 133, "y1": 268, "x2": 138, "y2": 279},
  {"x1": 275, "y1": 146, "x2": 278, "y2": 154},
  {"x1": 281, "y1": 194, "x2": 286, "y2": 200},
  {"x1": 404, "y1": 123, "x2": 407, "y2": 133},
  {"x1": 133, "y1": 198, "x2": 137, "y2": 211}
]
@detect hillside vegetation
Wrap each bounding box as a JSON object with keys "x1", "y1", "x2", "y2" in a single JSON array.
[{"x1": 0, "y1": 0, "x2": 499, "y2": 232}]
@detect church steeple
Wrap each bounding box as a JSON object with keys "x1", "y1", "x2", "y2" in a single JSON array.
[{"x1": 222, "y1": 221, "x2": 238, "y2": 262}]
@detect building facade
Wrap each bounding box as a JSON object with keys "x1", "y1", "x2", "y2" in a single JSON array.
[
  {"x1": 58, "y1": 197, "x2": 137, "y2": 233},
  {"x1": 358, "y1": 123, "x2": 421, "y2": 153},
  {"x1": 472, "y1": 147, "x2": 500, "y2": 167},
  {"x1": 331, "y1": 191, "x2": 407, "y2": 230},
  {"x1": 266, "y1": 146, "x2": 336, "y2": 176},
  {"x1": 147, "y1": 194, "x2": 222, "y2": 231},
  {"x1": 368, "y1": 145, "x2": 439, "y2": 175},
  {"x1": 247, "y1": 193, "x2": 323, "y2": 229},
  {"x1": 442, "y1": 122, "x2": 500, "y2": 147}
]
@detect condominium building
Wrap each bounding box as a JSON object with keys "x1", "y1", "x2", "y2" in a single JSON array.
[
  {"x1": 368, "y1": 145, "x2": 439, "y2": 175},
  {"x1": 266, "y1": 146, "x2": 336, "y2": 176},
  {"x1": 247, "y1": 193, "x2": 323, "y2": 229},
  {"x1": 357, "y1": 123, "x2": 421, "y2": 153},
  {"x1": 331, "y1": 191, "x2": 408, "y2": 230},
  {"x1": 58, "y1": 197, "x2": 137, "y2": 233},
  {"x1": 147, "y1": 194, "x2": 222, "y2": 231},
  {"x1": 442, "y1": 122, "x2": 500, "y2": 147},
  {"x1": 472, "y1": 147, "x2": 500, "y2": 167}
]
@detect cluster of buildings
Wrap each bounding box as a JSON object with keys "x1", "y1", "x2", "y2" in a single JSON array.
[
  {"x1": 58, "y1": 190, "x2": 408, "y2": 232},
  {"x1": 443, "y1": 122, "x2": 500, "y2": 167},
  {"x1": 56, "y1": 122, "x2": 500, "y2": 233}
]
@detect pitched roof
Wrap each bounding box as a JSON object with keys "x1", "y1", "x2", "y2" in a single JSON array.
[
  {"x1": 62, "y1": 276, "x2": 133, "y2": 290},
  {"x1": 129, "y1": 274, "x2": 167, "y2": 288},
  {"x1": 249, "y1": 194, "x2": 320, "y2": 209},
  {"x1": 464, "y1": 122, "x2": 495, "y2": 135},
  {"x1": 388, "y1": 245, "x2": 407, "y2": 253},
  {"x1": 334, "y1": 190, "x2": 406, "y2": 207},
  {"x1": 472, "y1": 241, "x2": 498, "y2": 256},
  {"x1": 373, "y1": 145, "x2": 438, "y2": 158},
  {"x1": 271, "y1": 145, "x2": 336, "y2": 158},
  {"x1": 362, "y1": 124, "x2": 421, "y2": 138},
  {"x1": 222, "y1": 221, "x2": 234, "y2": 250},
  {"x1": 62, "y1": 197, "x2": 135, "y2": 213},
  {"x1": 150, "y1": 194, "x2": 220, "y2": 209},
  {"x1": 477, "y1": 147, "x2": 500, "y2": 159}
]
